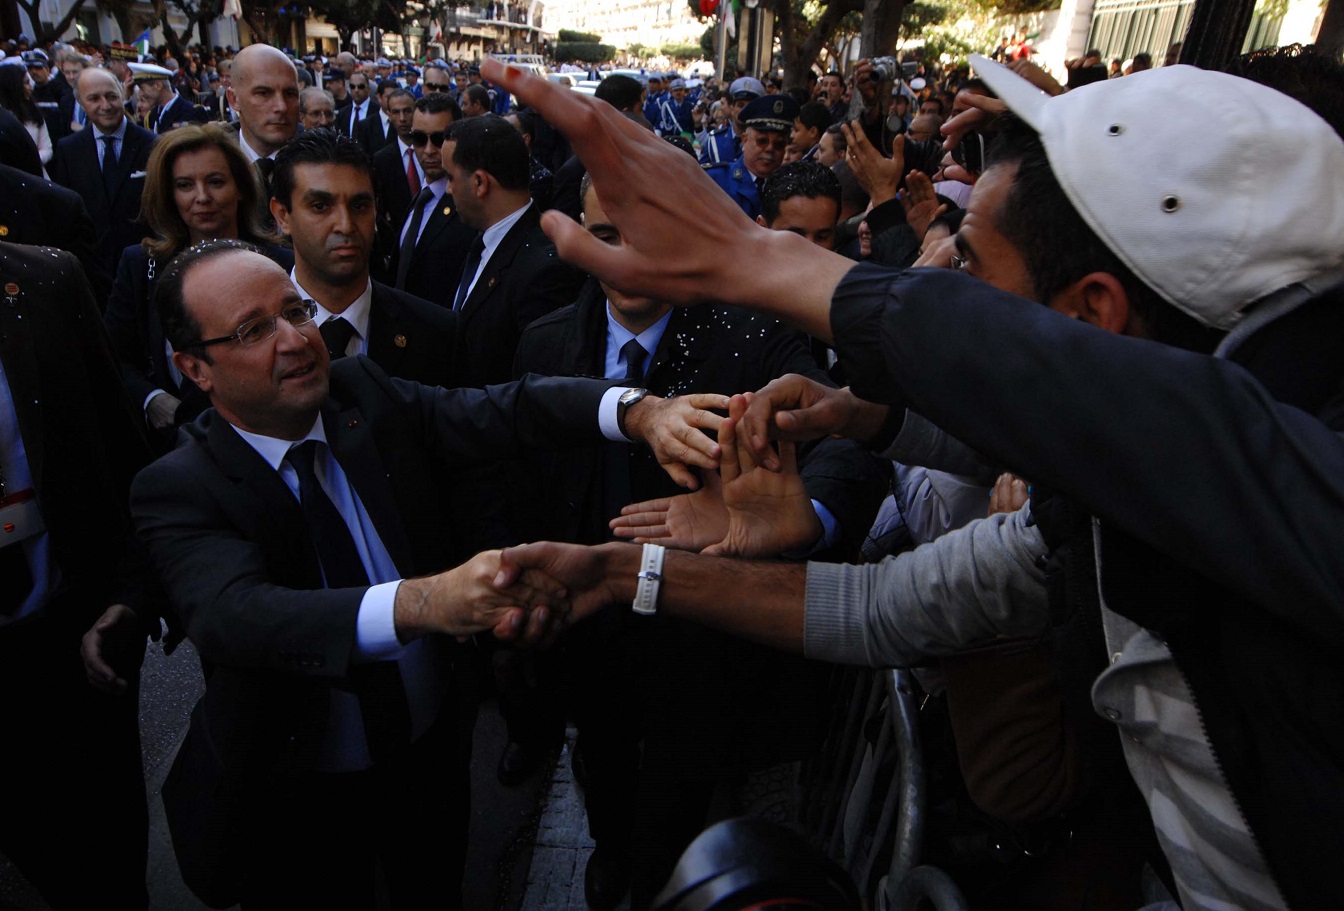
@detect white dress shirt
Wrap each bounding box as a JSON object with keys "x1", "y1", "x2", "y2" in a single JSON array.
[
  {"x1": 292, "y1": 270, "x2": 373, "y2": 358},
  {"x1": 457, "y1": 199, "x2": 531, "y2": 304}
]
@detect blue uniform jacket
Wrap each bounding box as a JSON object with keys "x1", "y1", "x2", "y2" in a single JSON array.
[{"x1": 704, "y1": 154, "x2": 761, "y2": 220}]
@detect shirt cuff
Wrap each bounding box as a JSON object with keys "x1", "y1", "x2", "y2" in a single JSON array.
[
  {"x1": 143, "y1": 388, "x2": 169, "y2": 413},
  {"x1": 599, "y1": 385, "x2": 637, "y2": 441},
  {"x1": 354, "y1": 580, "x2": 406, "y2": 660},
  {"x1": 781, "y1": 500, "x2": 840, "y2": 559}
]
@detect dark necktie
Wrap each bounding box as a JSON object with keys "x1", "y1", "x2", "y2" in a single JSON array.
[
  {"x1": 604, "y1": 339, "x2": 649, "y2": 524},
  {"x1": 284, "y1": 440, "x2": 410, "y2": 762},
  {"x1": 452, "y1": 236, "x2": 486, "y2": 310},
  {"x1": 101, "y1": 134, "x2": 119, "y2": 199},
  {"x1": 0, "y1": 466, "x2": 33, "y2": 617},
  {"x1": 254, "y1": 156, "x2": 275, "y2": 194},
  {"x1": 320, "y1": 316, "x2": 357, "y2": 360},
  {"x1": 395, "y1": 187, "x2": 435, "y2": 291}
]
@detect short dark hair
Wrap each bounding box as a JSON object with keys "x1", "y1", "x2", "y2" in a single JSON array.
[
  {"x1": 595, "y1": 74, "x2": 642, "y2": 111},
  {"x1": 796, "y1": 101, "x2": 832, "y2": 135},
  {"x1": 509, "y1": 108, "x2": 539, "y2": 141},
  {"x1": 446, "y1": 113, "x2": 530, "y2": 190},
  {"x1": 156, "y1": 239, "x2": 263, "y2": 361},
  {"x1": 376, "y1": 78, "x2": 398, "y2": 96},
  {"x1": 271, "y1": 128, "x2": 374, "y2": 210},
  {"x1": 385, "y1": 87, "x2": 415, "y2": 107},
  {"x1": 415, "y1": 91, "x2": 462, "y2": 120},
  {"x1": 462, "y1": 83, "x2": 491, "y2": 109},
  {"x1": 760, "y1": 160, "x2": 841, "y2": 223},
  {"x1": 823, "y1": 122, "x2": 847, "y2": 154},
  {"x1": 985, "y1": 116, "x2": 1222, "y2": 353}
]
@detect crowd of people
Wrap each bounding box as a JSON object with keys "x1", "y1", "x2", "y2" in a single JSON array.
[{"x1": 2, "y1": 26, "x2": 1343, "y2": 911}]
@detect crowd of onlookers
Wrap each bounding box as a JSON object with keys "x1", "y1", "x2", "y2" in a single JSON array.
[{"x1": 3, "y1": 26, "x2": 1344, "y2": 911}]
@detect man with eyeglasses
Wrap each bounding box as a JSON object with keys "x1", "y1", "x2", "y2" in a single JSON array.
[
  {"x1": 129, "y1": 237, "x2": 723, "y2": 910},
  {"x1": 705, "y1": 94, "x2": 798, "y2": 220},
  {"x1": 422, "y1": 64, "x2": 453, "y2": 96},
  {"x1": 299, "y1": 86, "x2": 337, "y2": 132},
  {"x1": 387, "y1": 93, "x2": 476, "y2": 302}
]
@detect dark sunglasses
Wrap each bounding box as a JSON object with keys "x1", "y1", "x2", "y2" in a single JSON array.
[{"x1": 410, "y1": 130, "x2": 448, "y2": 147}]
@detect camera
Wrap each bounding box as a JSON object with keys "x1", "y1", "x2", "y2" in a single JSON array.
[{"x1": 870, "y1": 56, "x2": 899, "y2": 82}]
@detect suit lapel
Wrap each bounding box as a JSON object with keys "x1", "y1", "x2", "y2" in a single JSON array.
[
  {"x1": 114, "y1": 126, "x2": 145, "y2": 199},
  {"x1": 321, "y1": 402, "x2": 413, "y2": 573},
  {"x1": 645, "y1": 308, "x2": 711, "y2": 392},
  {"x1": 459, "y1": 207, "x2": 536, "y2": 321}
]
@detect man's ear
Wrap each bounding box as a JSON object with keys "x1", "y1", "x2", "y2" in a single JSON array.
[
  {"x1": 226, "y1": 85, "x2": 237, "y2": 109},
  {"x1": 471, "y1": 169, "x2": 490, "y2": 200},
  {"x1": 1048, "y1": 271, "x2": 1131, "y2": 335},
  {"x1": 270, "y1": 198, "x2": 291, "y2": 236},
  {"x1": 756, "y1": 214, "x2": 767, "y2": 228},
  {"x1": 174, "y1": 350, "x2": 213, "y2": 393}
]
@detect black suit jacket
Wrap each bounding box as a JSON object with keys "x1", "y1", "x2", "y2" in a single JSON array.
[
  {"x1": 372, "y1": 140, "x2": 415, "y2": 235},
  {"x1": 0, "y1": 162, "x2": 111, "y2": 302},
  {"x1": 0, "y1": 106, "x2": 43, "y2": 177},
  {"x1": 364, "y1": 280, "x2": 461, "y2": 388},
  {"x1": 357, "y1": 110, "x2": 397, "y2": 157},
  {"x1": 0, "y1": 242, "x2": 161, "y2": 633},
  {"x1": 152, "y1": 94, "x2": 210, "y2": 133},
  {"x1": 388, "y1": 191, "x2": 477, "y2": 304},
  {"x1": 51, "y1": 121, "x2": 156, "y2": 281},
  {"x1": 336, "y1": 99, "x2": 377, "y2": 139},
  {"x1": 454, "y1": 203, "x2": 583, "y2": 387}
]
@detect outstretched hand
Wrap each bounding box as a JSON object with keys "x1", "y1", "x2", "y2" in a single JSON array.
[
  {"x1": 703, "y1": 395, "x2": 822, "y2": 558},
  {"x1": 623, "y1": 392, "x2": 728, "y2": 490},
  {"x1": 737, "y1": 376, "x2": 890, "y2": 470},
  {"x1": 611, "y1": 469, "x2": 729, "y2": 551},
  {"x1": 843, "y1": 121, "x2": 903, "y2": 207},
  {"x1": 81, "y1": 603, "x2": 152, "y2": 695},
  {"x1": 496, "y1": 541, "x2": 631, "y2": 630}
]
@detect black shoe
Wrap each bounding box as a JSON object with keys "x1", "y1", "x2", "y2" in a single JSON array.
[
  {"x1": 584, "y1": 847, "x2": 631, "y2": 911},
  {"x1": 497, "y1": 740, "x2": 539, "y2": 786}
]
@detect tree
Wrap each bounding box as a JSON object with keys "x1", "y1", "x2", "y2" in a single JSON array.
[
  {"x1": 151, "y1": 0, "x2": 223, "y2": 56},
  {"x1": 1320, "y1": 0, "x2": 1344, "y2": 58},
  {"x1": 15, "y1": 0, "x2": 92, "y2": 42},
  {"x1": 311, "y1": 0, "x2": 380, "y2": 48},
  {"x1": 554, "y1": 40, "x2": 616, "y2": 62}
]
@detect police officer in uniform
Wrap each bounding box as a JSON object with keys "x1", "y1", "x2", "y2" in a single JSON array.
[
  {"x1": 641, "y1": 73, "x2": 667, "y2": 128},
  {"x1": 655, "y1": 77, "x2": 694, "y2": 138},
  {"x1": 704, "y1": 93, "x2": 797, "y2": 221},
  {"x1": 697, "y1": 75, "x2": 764, "y2": 165}
]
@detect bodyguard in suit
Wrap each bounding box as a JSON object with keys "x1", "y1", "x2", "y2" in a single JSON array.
[
  {"x1": 336, "y1": 70, "x2": 376, "y2": 138},
  {"x1": 227, "y1": 43, "x2": 301, "y2": 172},
  {"x1": 704, "y1": 94, "x2": 797, "y2": 221},
  {"x1": 386, "y1": 93, "x2": 475, "y2": 302},
  {"x1": 357, "y1": 78, "x2": 400, "y2": 157},
  {"x1": 0, "y1": 242, "x2": 163, "y2": 910},
  {"x1": 370, "y1": 87, "x2": 425, "y2": 237},
  {"x1": 131, "y1": 240, "x2": 722, "y2": 909},
  {"x1": 444, "y1": 114, "x2": 584, "y2": 386},
  {"x1": 52, "y1": 68, "x2": 156, "y2": 285},
  {"x1": 271, "y1": 128, "x2": 458, "y2": 389},
  {"x1": 511, "y1": 175, "x2": 887, "y2": 910}
]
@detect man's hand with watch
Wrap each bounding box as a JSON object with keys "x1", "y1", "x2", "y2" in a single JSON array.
[{"x1": 617, "y1": 387, "x2": 729, "y2": 490}]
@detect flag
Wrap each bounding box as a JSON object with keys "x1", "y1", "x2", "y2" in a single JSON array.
[
  {"x1": 223, "y1": 0, "x2": 243, "y2": 19},
  {"x1": 724, "y1": 0, "x2": 737, "y2": 40},
  {"x1": 134, "y1": 28, "x2": 151, "y2": 58},
  {"x1": 433, "y1": 23, "x2": 443, "y2": 44}
]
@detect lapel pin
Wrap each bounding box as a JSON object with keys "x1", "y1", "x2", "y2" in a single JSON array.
[
  {"x1": 347, "y1": 418, "x2": 359, "y2": 428},
  {"x1": 0, "y1": 226, "x2": 9, "y2": 237},
  {"x1": 3, "y1": 282, "x2": 19, "y2": 307},
  {"x1": 487, "y1": 277, "x2": 496, "y2": 289},
  {"x1": 442, "y1": 206, "x2": 452, "y2": 216},
  {"x1": 394, "y1": 334, "x2": 408, "y2": 348}
]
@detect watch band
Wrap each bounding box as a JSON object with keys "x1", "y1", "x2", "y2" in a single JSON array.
[{"x1": 632, "y1": 543, "x2": 665, "y2": 616}]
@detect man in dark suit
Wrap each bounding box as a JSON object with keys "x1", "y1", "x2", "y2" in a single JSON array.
[
  {"x1": 130, "y1": 240, "x2": 720, "y2": 909},
  {"x1": 271, "y1": 128, "x2": 458, "y2": 389},
  {"x1": 357, "y1": 78, "x2": 400, "y2": 157},
  {"x1": 52, "y1": 67, "x2": 156, "y2": 286},
  {"x1": 227, "y1": 43, "x2": 300, "y2": 172},
  {"x1": 385, "y1": 93, "x2": 475, "y2": 302},
  {"x1": 336, "y1": 70, "x2": 376, "y2": 138},
  {"x1": 369, "y1": 86, "x2": 428, "y2": 260},
  {"x1": 509, "y1": 175, "x2": 887, "y2": 910},
  {"x1": 445, "y1": 114, "x2": 584, "y2": 387},
  {"x1": 1, "y1": 242, "x2": 162, "y2": 910},
  {"x1": 0, "y1": 105, "x2": 44, "y2": 177}
]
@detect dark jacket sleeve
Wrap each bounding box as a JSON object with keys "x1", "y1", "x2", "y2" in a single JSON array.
[{"x1": 830, "y1": 262, "x2": 1344, "y2": 641}]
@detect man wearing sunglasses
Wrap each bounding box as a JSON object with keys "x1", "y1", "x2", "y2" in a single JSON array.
[
  {"x1": 388, "y1": 93, "x2": 476, "y2": 302},
  {"x1": 131, "y1": 238, "x2": 723, "y2": 910},
  {"x1": 369, "y1": 87, "x2": 429, "y2": 242}
]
